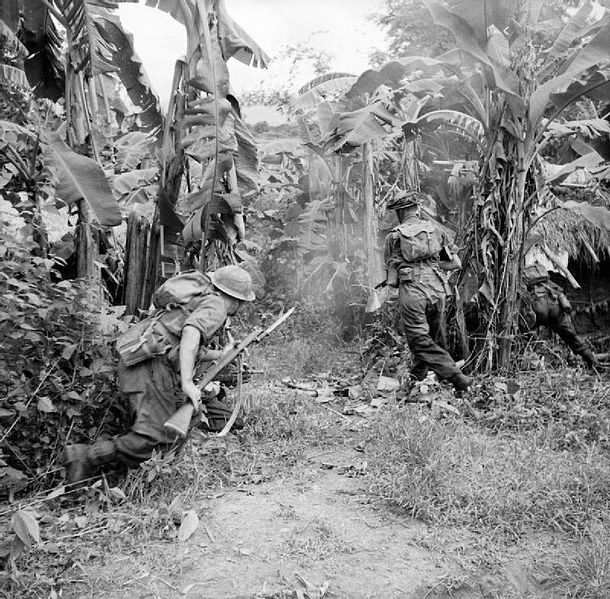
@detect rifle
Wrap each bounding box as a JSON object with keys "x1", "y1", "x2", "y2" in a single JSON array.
[{"x1": 164, "y1": 307, "x2": 295, "y2": 438}]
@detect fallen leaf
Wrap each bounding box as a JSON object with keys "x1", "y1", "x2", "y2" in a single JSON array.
[
  {"x1": 11, "y1": 511, "x2": 40, "y2": 548},
  {"x1": 178, "y1": 510, "x2": 199, "y2": 542},
  {"x1": 45, "y1": 486, "x2": 65, "y2": 501},
  {"x1": 37, "y1": 397, "x2": 57, "y2": 413},
  {"x1": 377, "y1": 376, "x2": 400, "y2": 391}
]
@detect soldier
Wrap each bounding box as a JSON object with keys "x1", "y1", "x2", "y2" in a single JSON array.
[
  {"x1": 63, "y1": 265, "x2": 255, "y2": 485},
  {"x1": 384, "y1": 190, "x2": 472, "y2": 392},
  {"x1": 523, "y1": 263, "x2": 598, "y2": 368}
]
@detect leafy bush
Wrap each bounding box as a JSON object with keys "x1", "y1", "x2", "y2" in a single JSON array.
[{"x1": 0, "y1": 232, "x2": 128, "y2": 494}]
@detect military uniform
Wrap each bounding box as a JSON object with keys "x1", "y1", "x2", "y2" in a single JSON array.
[
  {"x1": 384, "y1": 192, "x2": 471, "y2": 391},
  {"x1": 64, "y1": 265, "x2": 255, "y2": 485},
  {"x1": 114, "y1": 293, "x2": 228, "y2": 465},
  {"x1": 523, "y1": 264, "x2": 597, "y2": 368}
]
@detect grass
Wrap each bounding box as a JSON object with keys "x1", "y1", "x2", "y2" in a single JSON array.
[
  {"x1": 3, "y1": 332, "x2": 610, "y2": 598},
  {"x1": 538, "y1": 519, "x2": 610, "y2": 598},
  {"x1": 365, "y1": 404, "x2": 610, "y2": 538}
]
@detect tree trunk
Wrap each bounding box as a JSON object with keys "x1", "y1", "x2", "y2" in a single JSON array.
[
  {"x1": 122, "y1": 211, "x2": 150, "y2": 315},
  {"x1": 75, "y1": 200, "x2": 98, "y2": 285},
  {"x1": 362, "y1": 143, "x2": 383, "y2": 290}
]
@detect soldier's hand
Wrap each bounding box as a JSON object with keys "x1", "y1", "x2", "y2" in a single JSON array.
[{"x1": 182, "y1": 381, "x2": 202, "y2": 413}]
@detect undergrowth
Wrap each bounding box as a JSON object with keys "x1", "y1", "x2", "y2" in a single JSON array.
[{"x1": 365, "y1": 403, "x2": 610, "y2": 537}]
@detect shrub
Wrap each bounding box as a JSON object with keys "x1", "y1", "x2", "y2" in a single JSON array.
[{"x1": 0, "y1": 232, "x2": 127, "y2": 493}]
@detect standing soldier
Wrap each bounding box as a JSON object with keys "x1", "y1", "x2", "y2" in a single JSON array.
[
  {"x1": 63, "y1": 265, "x2": 255, "y2": 485},
  {"x1": 384, "y1": 190, "x2": 471, "y2": 392},
  {"x1": 523, "y1": 263, "x2": 598, "y2": 368}
]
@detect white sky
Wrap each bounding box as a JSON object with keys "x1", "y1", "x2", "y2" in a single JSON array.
[{"x1": 118, "y1": 0, "x2": 388, "y2": 121}]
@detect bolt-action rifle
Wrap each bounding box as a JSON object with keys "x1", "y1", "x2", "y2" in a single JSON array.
[{"x1": 164, "y1": 307, "x2": 295, "y2": 438}]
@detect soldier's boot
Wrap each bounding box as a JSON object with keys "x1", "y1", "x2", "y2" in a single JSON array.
[
  {"x1": 581, "y1": 349, "x2": 599, "y2": 369},
  {"x1": 64, "y1": 440, "x2": 118, "y2": 486},
  {"x1": 448, "y1": 372, "x2": 472, "y2": 393}
]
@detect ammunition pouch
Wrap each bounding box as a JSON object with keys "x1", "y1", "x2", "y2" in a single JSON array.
[
  {"x1": 116, "y1": 317, "x2": 172, "y2": 367},
  {"x1": 386, "y1": 266, "x2": 399, "y2": 288}
]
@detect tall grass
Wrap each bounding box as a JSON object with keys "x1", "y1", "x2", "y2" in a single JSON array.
[
  {"x1": 365, "y1": 405, "x2": 610, "y2": 538},
  {"x1": 541, "y1": 519, "x2": 610, "y2": 599}
]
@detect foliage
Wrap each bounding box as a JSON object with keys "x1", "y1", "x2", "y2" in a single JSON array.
[
  {"x1": 0, "y1": 232, "x2": 128, "y2": 493},
  {"x1": 372, "y1": 0, "x2": 455, "y2": 58}
]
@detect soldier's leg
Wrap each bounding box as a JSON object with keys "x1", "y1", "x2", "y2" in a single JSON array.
[
  {"x1": 552, "y1": 311, "x2": 598, "y2": 367},
  {"x1": 65, "y1": 358, "x2": 182, "y2": 484},
  {"x1": 399, "y1": 286, "x2": 464, "y2": 383}
]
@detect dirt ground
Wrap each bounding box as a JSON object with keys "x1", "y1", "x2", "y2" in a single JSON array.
[
  {"x1": 63, "y1": 455, "x2": 462, "y2": 599},
  {"x1": 4, "y1": 338, "x2": 605, "y2": 599},
  {"x1": 59, "y1": 442, "x2": 540, "y2": 599}
]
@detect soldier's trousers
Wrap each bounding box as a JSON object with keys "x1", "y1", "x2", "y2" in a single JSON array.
[
  {"x1": 399, "y1": 284, "x2": 461, "y2": 381},
  {"x1": 112, "y1": 356, "x2": 184, "y2": 467},
  {"x1": 535, "y1": 303, "x2": 589, "y2": 358}
]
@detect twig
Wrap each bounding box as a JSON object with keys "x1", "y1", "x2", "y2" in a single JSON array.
[
  {"x1": 0, "y1": 359, "x2": 60, "y2": 445},
  {"x1": 319, "y1": 403, "x2": 350, "y2": 421},
  {"x1": 203, "y1": 524, "x2": 215, "y2": 543}
]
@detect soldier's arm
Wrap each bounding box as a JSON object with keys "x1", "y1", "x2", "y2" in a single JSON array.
[
  {"x1": 439, "y1": 244, "x2": 461, "y2": 271},
  {"x1": 180, "y1": 325, "x2": 202, "y2": 410}
]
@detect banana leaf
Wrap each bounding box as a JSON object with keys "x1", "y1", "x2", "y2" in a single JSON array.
[{"x1": 44, "y1": 132, "x2": 122, "y2": 226}]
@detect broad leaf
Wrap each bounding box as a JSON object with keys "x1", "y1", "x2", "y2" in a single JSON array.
[
  {"x1": 486, "y1": 25, "x2": 510, "y2": 68},
  {"x1": 529, "y1": 67, "x2": 610, "y2": 133},
  {"x1": 20, "y1": 0, "x2": 64, "y2": 100},
  {"x1": 0, "y1": 0, "x2": 19, "y2": 31},
  {"x1": 233, "y1": 111, "x2": 259, "y2": 194},
  {"x1": 115, "y1": 132, "x2": 156, "y2": 172},
  {"x1": 44, "y1": 133, "x2": 123, "y2": 226},
  {"x1": 346, "y1": 57, "x2": 446, "y2": 99},
  {"x1": 216, "y1": 0, "x2": 269, "y2": 68},
  {"x1": 449, "y1": 0, "x2": 520, "y2": 45},
  {"x1": 423, "y1": 0, "x2": 524, "y2": 113},
  {"x1": 417, "y1": 110, "x2": 484, "y2": 148},
  {"x1": 560, "y1": 18, "x2": 610, "y2": 77},
  {"x1": 113, "y1": 167, "x2": 158, "y2": 198},
  {"x1": 293, "y1": 73, "x2": 357, "y2": 110},
  {"x1": 11, "y1": 511, "x2": 40, "y2": 549},
  {"x1": 329, "y1": 101, "x2": 401, "y2": 151},
  {"x1": 541, "y1": 0, "x2": 595, "y2": 75},
  {"x1": 93, "y1": 11, "x2": 163, "y2": 135},
  {"x1": 547, "y1": 151, "x2": 605, "y2": 184}
]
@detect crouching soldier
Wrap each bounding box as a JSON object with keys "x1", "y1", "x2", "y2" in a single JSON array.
[
  {"x1": 63, "y1": 265, "x2": 255, "y2": 485},
  {"x1": 523, "y1": 263, "x2": 598, "y2": 368},
  {"x1": 383, "y1": 190, "x2": 472, "y2": 392}
]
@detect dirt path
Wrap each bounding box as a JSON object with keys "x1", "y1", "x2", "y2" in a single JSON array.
[{"x1": 69, "y1": 447, "x2": 468, "y2": 599}]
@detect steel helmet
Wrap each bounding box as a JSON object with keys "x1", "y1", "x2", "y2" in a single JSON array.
[
  {"x1": 386, "y1": 189, "x2": 424, "y2": 211},
  {"x1": 209, "y1": 265, "x2": 255, "y2": 302}
]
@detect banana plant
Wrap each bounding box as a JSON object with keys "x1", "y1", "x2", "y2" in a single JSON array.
[
  {"x1": 310, "y1": 0, "x2": 610, "y2": 369},
  {"x1": 142, "y1": 0, "x2": 268, "y2": 282}
]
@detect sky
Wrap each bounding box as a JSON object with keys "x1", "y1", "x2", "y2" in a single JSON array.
[{"x1": 118, "y1": 0, "x2": 388, "y2": 123}]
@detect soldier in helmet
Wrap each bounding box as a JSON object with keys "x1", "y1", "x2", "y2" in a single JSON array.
[
  {"x1": 64, "y1": 265, "x2": 255, "y2": 485},
  {"x1": 523, "y1": 262, "x2": 598, "y2": 368},
  {"x1": 384, "y1": 190, "x2": 472, "y2": 392}
]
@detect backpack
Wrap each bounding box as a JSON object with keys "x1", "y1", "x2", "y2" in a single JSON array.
[
  {"x1": 116, "y1": 271, "x2": 214, "y2": 366},
  {"x1": 395, "y1": 220, "x2": 444, "y2": 262},
  {"x1": 152, "y1": 270, "x2": 214, "y2": 310}
]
